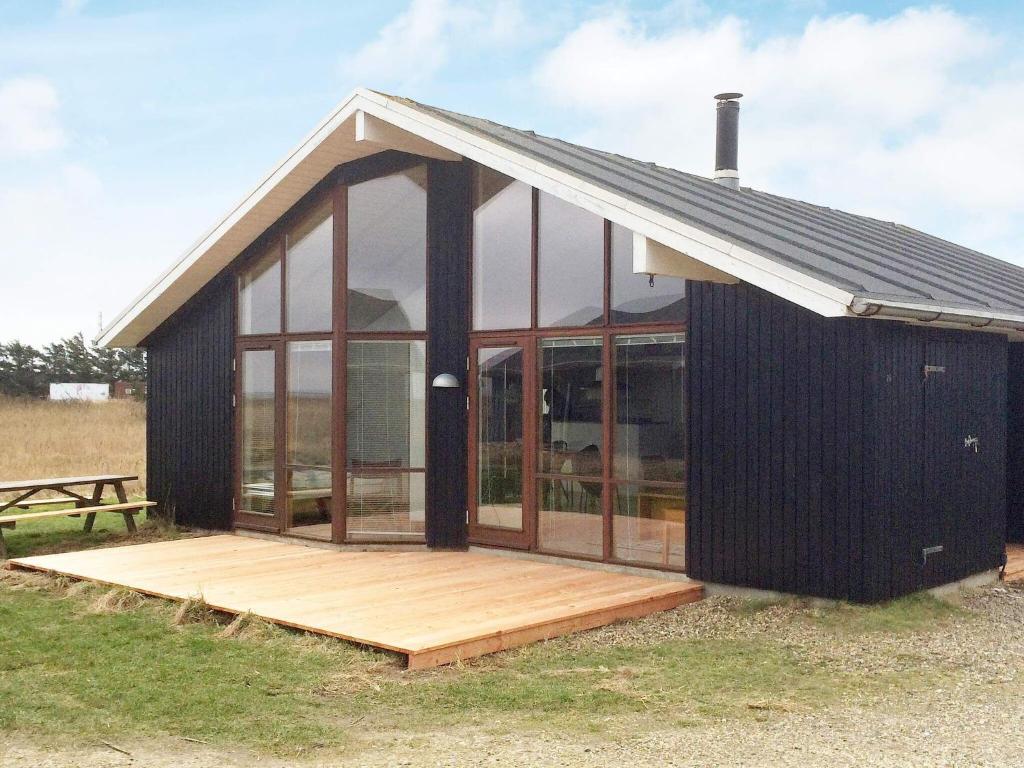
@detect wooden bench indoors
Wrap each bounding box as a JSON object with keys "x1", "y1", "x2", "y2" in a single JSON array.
[{"x1": 0, "y1": 474, "x2": 156, "y2": 559}]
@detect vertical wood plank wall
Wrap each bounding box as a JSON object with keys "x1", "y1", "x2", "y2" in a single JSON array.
[
  {"x1": 1004, "y1": 343, "x2": 1024, "y2": 542},
  {"x1": 688, "y1": 281, "x2": 1008, "y2": 602},
  {"x1": 425, "y1": 160, "x2": 472, "y2": 548},
  {"x1": 144, "y1": 272, "x2": 235, "y2": 529},
  {"x1": 872, "y1": 323, "x2": 1006, "y2": 596}
]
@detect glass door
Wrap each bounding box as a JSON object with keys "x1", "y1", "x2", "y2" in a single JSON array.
[
  {"x1": 468, "y1": 338, "x2": 534, "y2": 548},
  {"x1": 235, "y1": 342, "x2": 283, "y2": 531}
]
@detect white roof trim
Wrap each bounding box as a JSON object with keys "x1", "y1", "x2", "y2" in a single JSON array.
[{"x1": 98, "y1": 87, "x2": 1024, "y2": 347}]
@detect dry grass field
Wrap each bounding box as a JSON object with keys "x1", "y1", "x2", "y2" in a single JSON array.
[{"x1": 0, "y1": 395, "x2": 145, "y2": 497}]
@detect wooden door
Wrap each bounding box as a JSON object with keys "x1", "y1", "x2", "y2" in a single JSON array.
[
  {"x1": 920, "y1": 337, "x2": 1001, "y2": 586},
  {"x1": 468, "y1": 337, "x2": 535, "y2": 549}
]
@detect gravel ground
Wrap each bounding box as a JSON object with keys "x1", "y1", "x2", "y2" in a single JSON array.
[{"x1": 4, "y1": 582, "x2": 1024, "y2": 768}]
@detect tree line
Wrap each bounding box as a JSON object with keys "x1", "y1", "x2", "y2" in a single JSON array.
[{"x1": 0, "y1": 334, "x2": 146, "y2": 398}]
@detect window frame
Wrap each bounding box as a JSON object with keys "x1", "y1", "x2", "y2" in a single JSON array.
[
  {"x1": 468, "y1": 166, "x2": 688, "y2": 572},
  {"x1": 233, "y1": 154, "x2": 430, "y2": 545}
]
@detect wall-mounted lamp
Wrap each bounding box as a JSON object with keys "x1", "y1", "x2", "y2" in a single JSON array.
[{"x1": 431, "y1": 373, "x2": 460, "y2": 388}]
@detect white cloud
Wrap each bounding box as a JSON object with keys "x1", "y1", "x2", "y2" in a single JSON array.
[
  {"x1": 531, "y1": 7, "x2": 1024, "y2": 263},
  {"x1": 341, "y1": 0, "x2": 528, "y2": 87},
  {"x1": 0, "y1": 76, "x2": 66, "y2": 157},
  {"x1": 58, "y1": 0, "x2": 87, "y2": 17},
  {"x1": 0, "y1": 162, "x2": 225, "y2": 345}
]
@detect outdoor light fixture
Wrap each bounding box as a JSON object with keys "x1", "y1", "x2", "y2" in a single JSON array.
[{"x1": 432, "y1": 373, "x2": 460, "y2": 388}]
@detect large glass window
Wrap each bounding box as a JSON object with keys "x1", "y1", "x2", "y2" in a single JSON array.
[
  {"x1": 537, "y1": 337, "x2": 604, "y2": 557},
  {"x1": 285, "y1": 341, "x2": 332, "y2": 540},
  {"x1": 346, "y1": 340, "x2": 426, "y2": 541},
  {"x1": 347, "y1": 166, "x2": 428, "y2": 331},
  {"x1": 610, "y1": 223, "x2": 686, "y2": 324},
  {"x1": 612, "y1": 333, "x2": 686, "y2": 568},
  {"x1": 238, "y1": 246, "x2": 281, "y2": 335},
  {"x1": 476, "y1": 346, "x2": 525, "y2": 530},
  {"x1": 537, "y1": 192, "x2": 604, "y2": 328},
  {"x1": 473, "y1": 169, "x2": 532, "y2": 330},
  {"x1": 286, "y1": 201, "x2": 333, "y2": 332},
  {"x1": 239, "y1": 349, "x2": 277, "y2": 516}
]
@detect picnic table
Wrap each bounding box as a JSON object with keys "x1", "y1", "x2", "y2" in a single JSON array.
[{"x1": 0, "y1": 474, "x2": 155, "y2": 558}]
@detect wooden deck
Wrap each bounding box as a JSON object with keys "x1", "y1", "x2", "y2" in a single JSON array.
[
  {"x1": 6, "y1": 535, "x2": 702, "y2": 669},
  {"x1": 1004, "y1": 543, "x2": 1024, "y2": 583}
]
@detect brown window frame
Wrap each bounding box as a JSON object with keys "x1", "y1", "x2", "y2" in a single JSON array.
[
  {"x1": 468, "y1": 169, "x2": 688, "y2": 572},
  {"x1": 233, "y1": 154, "x2": 430, "y2": 545}
]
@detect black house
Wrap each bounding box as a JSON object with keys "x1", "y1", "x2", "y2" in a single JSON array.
[{"x1": 99, "y1": 89, "x2": 1024, "y2": 602}]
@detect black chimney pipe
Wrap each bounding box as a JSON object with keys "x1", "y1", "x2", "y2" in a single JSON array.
[{"x1": 714, "y1": 92, "x2": 742, "y2": 190}]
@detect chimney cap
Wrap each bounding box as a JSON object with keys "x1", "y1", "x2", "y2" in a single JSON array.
[{"x1": 714, "y1": 92, "x2": 743, "y2": 102}]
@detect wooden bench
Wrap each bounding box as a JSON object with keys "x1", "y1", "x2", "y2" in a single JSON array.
[
  {"x1": 11, "y1": 497, "x2": 79, "y2": 510},
  {"x1": 0, "y1": 501, "x2": 157, "y2": 559}
]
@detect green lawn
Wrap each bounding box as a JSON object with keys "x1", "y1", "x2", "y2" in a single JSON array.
[
  {"x1": 1, "y1": 505, "x2": 183, "y2": 560},
  {"x1": 0, "y1": 519, "x2": 963, "y2": 756}
]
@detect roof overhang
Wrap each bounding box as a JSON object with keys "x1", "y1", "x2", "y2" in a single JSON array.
[
  {"x1": 849, "y1": 296, "x2": 1024, "y2": 337},
  {"x1": 98, "y1": 87, "x2": 1024, "y2": 347}
]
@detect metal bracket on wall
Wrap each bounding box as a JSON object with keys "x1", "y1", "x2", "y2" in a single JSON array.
[
  {"x1": 921, "y1": 544, "x2": 944, "y2": 566},
  {"x1": 923, "y1": 364, "x2": 946, "y2": 379}
]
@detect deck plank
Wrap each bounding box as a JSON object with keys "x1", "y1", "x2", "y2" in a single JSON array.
[
  {"x1": 1004, "y1": 544, "x2": 1024, "y2": 583},
  {"x1": 6, "y1": 535, "x2": 702, "y2": 668}
]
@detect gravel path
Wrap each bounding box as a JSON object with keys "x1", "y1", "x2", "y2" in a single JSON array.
[{"x1": 4, "y1": 583, "x2": 1024, "y2": 768}]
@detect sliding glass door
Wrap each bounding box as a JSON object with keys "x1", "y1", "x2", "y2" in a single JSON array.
[
  {"x1": 346, "y1": 340, "x2": 426, "y2": 541},
  {"x1": 284, "y1": 340, "x2": 333, "y2": 539},
  {"x1": 469, "y1": 338, "x2": 533, "y2": 548},
  {"x1": 236, "y1": 343, "x2": 282, "y2": 530},
  {"x1": 537, "y1": 337, "x2": 606, "y2": 558}
]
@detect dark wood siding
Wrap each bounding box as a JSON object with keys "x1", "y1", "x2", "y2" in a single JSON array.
[
  {"x1": 870, "y1": 323, "x2": 1006, "y2": 596},
  {"x1": 144, "y1": 271, "x2": 235, "y2": 529},
  {"x1": 1007, "y1": 343, "x2": 1024, "y2": 542},
  {"x1": 688, "y1": 282, "x2": 1008, "y2": 601},
  {"x1": 424, "y1": 160, "x2": 472, "y2": 548}
]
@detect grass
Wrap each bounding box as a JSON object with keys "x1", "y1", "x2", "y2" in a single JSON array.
[
  {"x1": 0, "y1": 395, "x2": 967, "y2": 756},
  {"x1": 0, "y1": 395, "x2": 146, "y2": 497},
  {"x1": 0, "y1": 545, "x2": 960, "y2": 755},
  {"x1": 0, "y1": 511, "x2": 181, "y2": 560},
  {"x1": 803, "y1": 592, "x2": 965, "y2": 634}
]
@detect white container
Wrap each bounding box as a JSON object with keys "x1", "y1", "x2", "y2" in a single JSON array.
[{"x1": 49, "y1": 383, "x2": 110, "y2": 402}]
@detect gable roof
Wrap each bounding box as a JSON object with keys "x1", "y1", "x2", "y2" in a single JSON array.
[{"x1": 98, "y1": 87, "x2": 1024, "y2": 347}]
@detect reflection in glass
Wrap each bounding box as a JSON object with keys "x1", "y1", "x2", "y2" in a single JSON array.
[
  {"x1": 610, "y1": 224, "x2": 686, "y2": 324},
  {"x1": 240, "y1": 349, "x2": 276, "y2": 516},
  {"x1": 473, "y1": 169, "x2": 532, "y2": 330},
  {"x1": 238, "y1": 246, "x2": 281, "y2": 335},
  {"x1": 347, "y1": 166, "x2": 427, "y2": 331},
  {"x1": 539, "y1": 337, "x2": 604, "y2": 475},
  {"x1": 612, "y1": 333, "x2": 686, "y2": 567},
  {"x1": 613, "y1": 334, "x2": 685, "y2": 482},
  {"x1": 346, "y1": 341, "x2": 426, "y2": 541},
  {"x1": 537, "y1": 192, "x2": 604, "y2": 327},
  {"x1": 538, "y1": 477, "x2": 603, "y2": 557},
  {"x1": 286, "y1": 201, "x2": 333, "y2": 332},
  {"x1": 538, "y1": 337, "x2": 604, "y2": 557},
  {"x1": 285, "y1": 341, "x2": 332, "y2": 540},
  {"x1": 613, "y1": 484, "x2": 685, "y2": 568},
  {"x1": 476, "y1": 346, "x2": 524, "y2": 530}
]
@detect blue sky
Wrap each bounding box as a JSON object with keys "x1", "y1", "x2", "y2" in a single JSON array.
[{"x1": 2, "y1": 0, "x2": 1023, "y2": 345}]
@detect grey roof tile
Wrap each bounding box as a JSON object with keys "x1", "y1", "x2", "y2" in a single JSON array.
[{"x1": 394, "y1": 93, "x2": 1024, "y2": 315}]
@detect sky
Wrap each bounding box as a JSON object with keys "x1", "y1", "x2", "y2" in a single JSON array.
[{"x1": 1, "y1": 0, "x2": 1023, "y2": 346}]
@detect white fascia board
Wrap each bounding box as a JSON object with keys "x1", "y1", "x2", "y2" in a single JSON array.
[
  {"x1": 633, "y1": 233, "x2": 739, "y2": 284},
  {"x1": 355, "y1": 110, "x2": 462, "y2": 161},
  {"x1": 357, "y1": 90, "x2": 856, "y2": 318}
]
